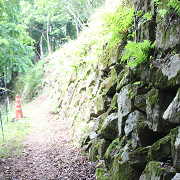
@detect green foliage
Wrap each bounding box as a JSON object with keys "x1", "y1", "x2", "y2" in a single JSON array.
[
  {"x1": 46, "y1": 7, "x2": 112, "y2": 71},
  {"x1": 142, "y1": 12, "x2": 153, "y2": 21},
  {"x1": 121, "y1": 40, "x2": 156, "y2": 68},
  {"x1": 0, "y1": 106, "x2": 30, "y2": 157},
  {"x1": 167, "y1": 0, "x2": 180, "y2": 16},
  {"x1": 57, "y1": 163, "x2": 61, "y2": 167},
  {"x1": 14, "y1": 60, "x2": 46, "y2": 101},
  {"x1": 96, "y1": 168, "x2": 107, "y2": 180},
  {"x1": 110, "y1": 104, "x2": 117, "y2": 110},
  {"x1": 0, "y1": 0, "x2": 21, "y2": 22},
  {"x1": 102, "y1": 3, "x2": 134, "y2": 47},
  {"x1": 0, "y1": 22, "x2": 34, "y2": 72},
  {"x1": 158, "y1": 9, "x2": 167, "y2": 18},
  {"x1": 0, "y1": 0, "x2": 35, "y2": 73},
  {"x1": 154, "y1": 0, "x2": 180, "y2": 18},
  {"x1": 20, "y1": 0, "x2": 105, "y2": 59}
]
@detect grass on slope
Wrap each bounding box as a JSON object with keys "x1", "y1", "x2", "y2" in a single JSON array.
[{"x1": 0, "y1": 101, "x2": 31, "y2": 158}]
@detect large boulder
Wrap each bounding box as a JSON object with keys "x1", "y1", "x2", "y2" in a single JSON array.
[
  {"x1": 139, "y1": 54, "x2": 180, "y2": 90},
  {"x1": 107, "y1": 161, "x2": 142, "y2": 180},
  {"x1": 129, "y1": 134, "x2": 171, "y2": 170},
  {"x1": 139, "y1": 161, "x2": 176, "y2": 180},
  {"x1": 106, "y1": 146, "x2": 142, "y2": 180},
  {"x1": 104, "y1": 138, "x2": 122, "y2": 170},
  {"x1": 88, "y1": 139, "x2": 111, "y2": 161},
  {"x1": 161, "y1": 54, "x2": 180, "y2": 81},
  {"x1": 138, "y1": 21, "x2": 156, "y2": 42},
  {"x1": 172, "y1": 173, "x2": 180, "y2": 180},
  {"x1": 116, "y1": 68, "x2": 136, "y2": 92},
  {"x1": 105, "y1": 67, "x2": 118, "y2": 96},
  {"x1": 163, "y1": 88, "x2": 180, "y2": 124},
  {"x1": 117, "y1": 84, "x2": 136, "y2": 137},
  {"x1": 148, "y1": 134, "x2": 171, "y2": 162},
  {"x1": 124, "y1": 110, "x2": 149, "y2": 148},
  {"x1": 146, "y1": 89, "x2": 175, "y2": 133},
  {"x1": 99, "y1": 113, "x2": 118, "y2": 140},
  {"x1": 107, "y1": 94, "x2": 118, "y2": 115},
  {"x1": 93, "y1": 113, "x2": 107, "y2": 132},
  {"x1": 134, "y1": 94, "x2": 147, "y2": 112},
  {"x1": 156, "y1": 20, "x2": 180, "y2": 52},
  {"x1": 171, "y1": 126, "x2": 180, "y2": 172}
]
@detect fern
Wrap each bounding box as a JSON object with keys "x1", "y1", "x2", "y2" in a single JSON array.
[
  {"x1": 142, "y1": 12, "x2": 153, "y2": 21},
  {"x1": 167, "y1": 0, "x2": 180, "y2": 16},
  {"x1": 102, "y1": 3, "x2": 134, "y2": 47},
  {"x1": 154, "y1": 0, "x2": 180, "y2": 18},
  {"x1": 121, "y1": 40, "x2": 156, "y2": 68},
  {"x1": 158, "y1": 9, "x2": 167, "y2": 18}
]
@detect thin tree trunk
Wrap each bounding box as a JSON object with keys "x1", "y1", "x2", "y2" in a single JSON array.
[
  {"x1": 67, "y1": 22, "x2": 72, "y2": 39},
  {"x1": 134, "y1": 13, "x2": 137, "y2": 43},
  {"x1": 47, "y1": 16, "x2": 51, "y2": 55},
  {"x1": 86, "y1": 0, "x2": 93, "y2": 15},
  {"x1": 76, "y1": 23, "x2": 79, "y2": 38},
  {"x1": 40, "y1": 35, "x2": 43, "y2": 59}
]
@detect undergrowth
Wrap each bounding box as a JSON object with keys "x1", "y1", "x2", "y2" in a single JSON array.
[
  {"x1": 14, "y1": 60, "x2": 46, "y2": 102},
  {"x1": 0, "y1": 104, "x2": 31, "y2": 158},
  {"x1": 43, "y1": 1, "x2": 135, "y2": 85}
]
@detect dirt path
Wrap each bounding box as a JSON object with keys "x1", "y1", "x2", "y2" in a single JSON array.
[{"x1": 0, "y1": 95, "x2": 96, "y2": 180}]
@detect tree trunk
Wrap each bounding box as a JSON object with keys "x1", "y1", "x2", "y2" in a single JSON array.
[
  {"x1": 67, "y1": 21, "x2": 72, "y2": 39},
  {"x1": 86, "y1": 0, "x2": 93, "y2": 15},
  {"x1": 76, "y1": 23, "x2": 79, "y2": 38},
  {"x1": 40, "y1": 35, "x2": 43, "y2": 59},
  {"x1": 47, "y1": 16, "x2": 51, "y2": 55}
]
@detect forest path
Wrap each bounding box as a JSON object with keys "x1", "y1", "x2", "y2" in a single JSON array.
[{"x1": 1, "y1": 94, "x2": 96, "y2": 180}]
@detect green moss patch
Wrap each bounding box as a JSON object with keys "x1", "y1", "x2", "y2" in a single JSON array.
[
  {"x1": 142, "y1": 161, "x2": 176, "y2": 179},
  {"x1": 107, "y1": 94, "x2": 118, "y2": 115},
  {"x1": 146, "y1": 89, "x2": 158, "y2": 110}
]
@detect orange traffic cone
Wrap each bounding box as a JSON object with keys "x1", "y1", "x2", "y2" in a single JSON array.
[{"x1": 15, "y1": 94, "x2": 23, "y2": 120}]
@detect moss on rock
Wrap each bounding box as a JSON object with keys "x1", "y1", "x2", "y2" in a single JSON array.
[
  {"x1": 88, "y1": 142, "x2": 100, "y2": 162},
  {"x1": 140, "y1": 161, "x2": 176, "y2": 180},
  {"x1": 107, "y1": 161, "x2": 141, "y2": 180},
  {"x1": 99, "y1": 113, "x2": 118, "y2": 141},
  {"x1": 107, "y1": 94, "x2": 118, "y2": 115},
  {"x1": 148, "y1": 134, "x2": 171, "y2": 161},
  {"x1": 104, "y1": 138, "x2": 121, "y2": 170},
  {"x1": 146, "y1": 89, "x2": 158, "y2": 111},
  {"x1": 134, "y1": 94, "x2": 147, "y2": 112}
]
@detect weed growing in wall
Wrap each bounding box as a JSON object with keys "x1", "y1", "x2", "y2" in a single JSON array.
[
  {"x1": 121, "y1": 40, "x2": 156, "y2": 68},
  {"x1": 102, "y1": 3, "x2": 134, "y2": 48}
]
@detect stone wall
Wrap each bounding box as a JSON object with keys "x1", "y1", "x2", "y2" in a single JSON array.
[{"x1": 44, "y1": 0, "x2": 180, "y2": 179}]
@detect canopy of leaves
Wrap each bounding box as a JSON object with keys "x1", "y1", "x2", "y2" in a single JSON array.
[
  {"x1": 0, "y1": 0, "x2": 34, "y2": 74},
  {"x1": 20, "y1": 0, "x2": 105, "y2": 60}
]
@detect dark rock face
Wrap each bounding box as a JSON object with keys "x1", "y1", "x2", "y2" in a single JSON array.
[
  {"x1": 46, "y1": 0, "x2": 180, "y2": 179},
  {"x1": 163, "y1": 88, "x2": 180, "y2": 124},
  {"x1": 156, "y1": 20, "x2": 180, "y2": 53},
  {"x1": 83, "y1": 0, "x2": 180, "y2": 178}
]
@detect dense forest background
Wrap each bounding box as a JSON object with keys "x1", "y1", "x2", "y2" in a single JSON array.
[{"x1": 0, "y1": 0, "x2": 104, "y2": 77}]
